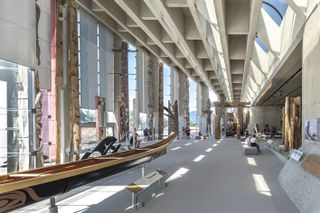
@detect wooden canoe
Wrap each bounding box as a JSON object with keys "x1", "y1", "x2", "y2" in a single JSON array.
[{"x1": 0, "y1": 133, "x2": 176, "y2": 212}]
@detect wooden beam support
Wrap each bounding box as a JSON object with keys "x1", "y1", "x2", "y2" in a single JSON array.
[
  {"x1": 283, "y1": 96, "x2": 302, "y2": 151},
  {"x1": 158, "y1": 62, "x2": 164, "y2": 139},
  {"x1": 237, "y1": 106, "x2": 243, "y2": 139},
  {"x1": 215, "y1": 107, "x2": 221, "y2": 139},
  {"x1": 68, "y1": 0, "x2": 80, "y2": 161}
]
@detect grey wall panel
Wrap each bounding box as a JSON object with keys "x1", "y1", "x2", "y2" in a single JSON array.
[
  {"x1": 79, "y1": 9, "x2": 97, "y2": 109},
  {"x1": 0, "y1": 0, "x2": 36, "y2": 69},
  {"x1": 99, "y1": 25, "x2": 114, "y2": 112},
  {"x1": 38, "y1": 1, "x2": 52, "y2": 90}
]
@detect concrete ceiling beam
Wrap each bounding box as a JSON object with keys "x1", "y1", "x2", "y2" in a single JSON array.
[
  {"x1": 126, "y1": 16, "x2": 139, "y2": 28},
  {"x1": 91, "y1": 1, "x2": 104, "y2": 12},
  {"x1": 196, "y1": 41, "x2": 209, "y2": 59},
  {"x1": 213, "y1": 0, "x2": 234, "y2": 100},
  {"x1": 146, "y1": 36, "x2": 156, "y2": 45},
  {"x1": 230, "y1": 60, "x2": 244, "y2": 74},
  {"x1": 229, "y1": 35, "x2": 247, "y2": 60},
  {"x1": 187, "y1": 0, "x2": 223, "y2": 96},
  {"x1": 166, "y1": 0, "x2": 188, "y2": 8},
  {"x1": 203, "y1": 59, "x2": 214, "y2": 71},
  {"x1": 241, "y1": 0, "x2": 262, "y2": 100},
  {"x1": 185, "y1": 16, "x2": 201, "y2": 40},
  {"x1": 233, "y1": 83, "x2": 242, "y2": 90},
  {"x1": 286, "y1": 0, "x2": 307, "y2": 16},
  {"x1": 116, "y1": 24, "x2": 128, "y2": 33},
  {"x1": 114, "y1": 0, "x2": 198, "y2": 82},
  {"x1": 141, "y1": 0, "x2": 213, "y2": 89},
  {"x1": 226, "y1": 0, "x2": 250, "y2": 35},
  {"x1": 140, "y1": 1, "x2": 157, "y2": 20},
  {"x1": 84, "y1": 0, "x2": 162, "y2": 62},
  {"x1": 175, "y1": 46, "x2": 185, "y2": 58},
  {"x1": 162, "y1": 30, "x2": 174, "y2": 43}
]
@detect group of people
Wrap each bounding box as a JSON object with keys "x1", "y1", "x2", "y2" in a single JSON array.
[
  {"x1": 129, "y1": 128, "x2": 153, "y2": 149},
  {"x1": 183, "y1": 126, "x2": 191, "y2": 139}
]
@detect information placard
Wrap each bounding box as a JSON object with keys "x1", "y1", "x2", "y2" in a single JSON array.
[{"x1": 290, "y1": 149, "x2": 303, "y2": 162}]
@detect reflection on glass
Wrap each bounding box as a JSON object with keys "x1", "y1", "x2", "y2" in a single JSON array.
[{"x1": 0, "y1": 59, "x2": 34, "y2": 174}]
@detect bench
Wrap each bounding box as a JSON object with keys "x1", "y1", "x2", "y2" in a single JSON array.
[
  {"x1": 126, "y1": 170, "x2": 168, "y2": 208},
  {"x1": 243, "y1": 145, "x2": 258, "y2": 155}
]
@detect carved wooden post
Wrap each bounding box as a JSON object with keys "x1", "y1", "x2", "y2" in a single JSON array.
[
  {"x1": 283, "y1": 96, "x2": 302, "y2": 151},
  {"x1": 215, "y1": 107, "x2": 221, "y2": 139},
  {"x1": 284, "y1": 97, "x2": 290, "y2": 151},
  {"x1": 292, "y1": 97, "x2": 302, "y2": 149},
  {"x1": 68, "y1": 0, "x2": 80, "y2": 161},
  {"x1": 119, "y1": 42, "x2": 129, "y2": 140},
  {"x1": 206, "y1": 99, "x2": 212, "y2": 136},
  {"x1": 158, "y1": 62, "x2": 164, "y2": 139},
  {"x1": 34, "y1": 1, "x2": 44, "y2": 167},
  {"x1": 282, "y1": 106, "x2": 285, "y2": 145},
  {"x1": 147, "y1": 57, "x2": 153, "y2": 130},
  {"x1": 55, "y1": 0, "x2": 64, "y2": 164}
]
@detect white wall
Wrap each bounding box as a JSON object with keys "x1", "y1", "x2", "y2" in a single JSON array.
[
  {"x1": 249, "y1": 106, "x2": 282, "y2": 134},
  {"x1": 0, "y1": 0, "x2": 36, "y2": 69},
  {"x1": 302, "y1": 2, "x2": 320, "y2": 144},
  {"x1": 0, "y1": 81, "x2": 7, "y2": 171},
  {"x1": 37, "y1": 0, "x2": 52, "y2": 90}
]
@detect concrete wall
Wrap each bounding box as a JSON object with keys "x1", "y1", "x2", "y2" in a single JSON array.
[
  {"x1": 278, "y1": 4, "x2": 320, "y2": 213},
  {"x1": 197, "y1": 83, "x2": 203, "y2": 130},
  {"x1": 151, "y1": 56, "x2": 160, "y2": 137},
  {"x1": 0, "y1": 0, "x2": 36, "y2": 69},
  {"x1": 248, "y1": 106, "x2": 282, "y2": 134},
  {"x1": 170, "y1": 67, "x2": 179, "y2": 104},
  {"x1": 302, "y1": 2, "x2": 320, "y2": 143}
]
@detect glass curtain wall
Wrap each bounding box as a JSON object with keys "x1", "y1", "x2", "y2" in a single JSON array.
[
  {"x1": 163, "y1": 64, "x2": 171, "y2": 136},
  {"x1": 189, "y1": 78, "x2": 198, "y2": 130},
  {"x1": 0, "y1": 59, "x2": 34, "y2": 174},
  {"x1": 128, "y1": 44, "x2": 137, "y2": 134}
]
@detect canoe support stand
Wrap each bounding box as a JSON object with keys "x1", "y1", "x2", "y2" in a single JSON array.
[
  {"x1": 126, "y1": 169, "x2": 168, "y2": 209},
  {"x1": 142, "y1": 163, "x2": 146, "y2": 177},
  {"x1": 49, "y1": 197, "x2": 58, "y2": 213}
]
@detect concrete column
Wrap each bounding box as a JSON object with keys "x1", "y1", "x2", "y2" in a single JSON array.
[
  {"x1": 170, "y1": 67, "x2": 179, "y2": 104},
  {"x1": 214, "y1": 107, "x2": 221, "y2": 139},
  {"x1": 201, "y1": 85, "x2": 209, "y2": 134},
  {"x1": 302, "y1": 4, "x2": 320, "y2": 145},
  {"x1": 178, "y1": 71, "x2": 189, "y2": 136},
  {"x1": 151, "y1": 55, "x2": 160, "y2": 138},
  {"x1": 197, "y1": 83, "x2": 202, "y2": 132}
]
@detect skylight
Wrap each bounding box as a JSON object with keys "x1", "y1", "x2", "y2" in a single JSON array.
[
  {"x1": 262, "y1": 0, "x2": 288, "y2": 26},
  {"x1": 255, "y1": 35, "x2": 269, "y2": 53}
]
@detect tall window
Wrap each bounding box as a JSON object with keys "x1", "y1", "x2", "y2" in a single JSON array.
[
  {"x1": 77, "y1": 8, "x2": 97, "y2": 126},
  {"x1": 163, "y1": 64, "x2": 171, "y2": 135},
  {"x1": 0, "y1": 59, "x2": 34, "y2": 174},
  {"x1": 262, "y1": 0, "x2": 288, "y2": 26},
  {"x1": 128, "y1": 44, "x2": 137, "y2": 131},
  {"x1": 189, "y1": 78, "x2": 197, "y2": 127},
  {"x1": 77, "y1": 9, "x2": 115, "y2": 145}
]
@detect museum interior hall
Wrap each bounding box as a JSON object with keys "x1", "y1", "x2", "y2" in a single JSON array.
[{"x1": 0, "y1": 0, "x2": 320, "y2": 212}]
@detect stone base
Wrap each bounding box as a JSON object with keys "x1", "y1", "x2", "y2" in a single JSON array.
[
  {"x1": 279, "y1": 141, "x2": 320, "y2": 213},
  {"x1": 243, "y1": 145, "x2": 258, "y2": 155}
]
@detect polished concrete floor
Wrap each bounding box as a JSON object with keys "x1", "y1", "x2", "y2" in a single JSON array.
[{"x1": 19, "y1": 137, "x2": 300, "y2": 213}]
